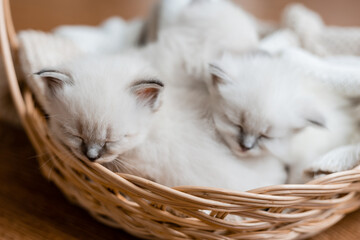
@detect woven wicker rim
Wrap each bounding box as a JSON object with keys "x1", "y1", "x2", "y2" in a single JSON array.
[{"x1": 2, "y1": 1, "x2": 360, "y2": 239}]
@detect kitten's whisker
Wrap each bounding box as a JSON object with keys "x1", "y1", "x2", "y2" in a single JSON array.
[
  {"x1": 47, "y1": 115, "x2": 63, "y2": 122},
  {"x1": 39, "y1": 158, "x2": 52, "y2": 170},
  {"x1": 109, "y1": 159, "x2": 124, "y2": 173},
  {"x1": 47, "y1": 166, "x2": 54, "y2": 180},
  {"x1": 112, "y1": 158, "x2": 138, "y2": 175},
  {"x1": 28, "y1": 151, "x2": 49, "y2": 160}
]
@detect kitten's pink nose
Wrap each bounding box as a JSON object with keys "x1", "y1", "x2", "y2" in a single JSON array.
[
  {"x1": 239, "y1": 144, "x2": 252, "y2": 152},
  {"x1": 82, "y1": 143, "x2": 103, "y2": 162},
  {"x1": 238, "y1": 135, "x2": 257, "y2": 152},
  {"x1": 87, "y1": 148, "x2": 100, "y2": 161}
]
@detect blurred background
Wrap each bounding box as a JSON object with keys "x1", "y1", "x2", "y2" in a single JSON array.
[{"x1": 10, "y1": 0, "x2": 360, "y2": 31}]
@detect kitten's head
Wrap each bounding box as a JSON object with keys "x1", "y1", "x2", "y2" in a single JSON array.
[
  {"x1": 208, "y1": 52, "x2": 325, "y2": 158},
  {"x1": 36, "y1": 55, "x2": 163, "y2": 163}
]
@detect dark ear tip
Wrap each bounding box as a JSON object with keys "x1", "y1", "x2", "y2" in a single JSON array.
[
  {"x1": 34, "y1": 69, "x2": 53, "y2": 76},
  {"x1": 133, "y1": 79, "x2": 164, "y2": 88},
  {"x1": 150, "y1": 80, "x2": 164, "y2": 88}
]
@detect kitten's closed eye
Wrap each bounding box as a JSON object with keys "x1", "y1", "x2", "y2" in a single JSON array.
[
  {"x1": 259, "y1": 134, "x2": 273, "y2": 140},
  {"x1": 124, "y1": 133, "x2": 137, "y2": 138},
  {"x1": 105, "y1": 139, "x2": 120, "y2": 144},
  {"x1": 68, "y1": 133, "x2": 83, "y2": 140},
  {"x1": 236, "y1": 125, "x2": 244, "y2": 133},
  {"x1": 57, "y1": 123, "x2": 83, "y2": 142},
  {"x1": 104, "y1": 134, "x2": 137, "y2": 146}
]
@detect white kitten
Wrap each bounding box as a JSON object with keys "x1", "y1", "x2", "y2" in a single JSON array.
[
  {"x1": 136, "y1": 0, "x2": 288, "y2": 185},
  {"x1": 305, "y1": 104, "x2": 360, "y2": 179},
  {"x1": 207, "y1": 52, "x2": 356, "y2": 183},
  {"x1": 35, "y1": 54, "x2": 286, "y2": 191},
  {"x1": 271, "y1": 48, "x2": 360, "y2": 178},
  {"x1": 141, "y1": 0, "x2": 256, "y2": 46},
  {"x1": 141, "y1": 0, "x2": 259, "y2": 84},
  {"x1": 129, "y1": 0, "x2": 260, "y2": 122}
]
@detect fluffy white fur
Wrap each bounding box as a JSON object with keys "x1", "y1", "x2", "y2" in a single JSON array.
[
  {"x1": 305, "y1": 106, "x2": 360, "y2": 178},
  {"x1": 37, "y1": 54, "x2": 286, "y2": 191},
  {"x1": 54, "y1": 17, "x2": 143, "y2": 54},
  {"x1": 207, "y1": 52, "x2": 356, "y2": 183},
  {"x1": 271, "y1": 48, "x2": 360, "y2": 178},
  {"x1": 144, "y1": 0, "x2": 272, "y2": 43},
  {"x1": 142, "y1": 0, "x2": 259, "y2": 85},
  {"x1": 156, "y1": 0, "x2": 193, "y2": 31}
]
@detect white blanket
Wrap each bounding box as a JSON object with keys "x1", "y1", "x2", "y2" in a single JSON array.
[{"x1": 257, "y1": 4, "x2": 360, "y2": 97}]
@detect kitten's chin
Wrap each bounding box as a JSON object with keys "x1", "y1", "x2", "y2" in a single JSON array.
[
  {"x1": 69, "y1": 148, "x2": 117, "y2": 164},
  {"x1": 95, "y1": 157, "x2": 117, "y2": 164}
]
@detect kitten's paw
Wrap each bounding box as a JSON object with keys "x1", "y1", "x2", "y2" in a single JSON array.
[{"x1": 305, "y1": 145, "x2": 360, "y2": 179}]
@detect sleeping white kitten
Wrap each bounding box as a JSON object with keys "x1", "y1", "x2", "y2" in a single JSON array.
[
  {"x1": 271, "y1": 48, "x2": 360, "y2": 178},
  {"x1": 35, "y1": 54, "x2": 287, "y2": 190},
  {"x1": 207, "y1": 52, "x2": 356, "y2": 183},
  {"x1": 305, "y1": 104, "x2": 360, "y2": 179},
  {"x1": 141, "y1": 0, "x2": 256, "y2": 45},
  {"x1": 141, "y1": 0, "x2": 259, "y2": 85}
]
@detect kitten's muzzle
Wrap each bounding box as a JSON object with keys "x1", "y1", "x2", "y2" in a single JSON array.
[{"x1": 81, "y1": 142, "x2": 104, "y2": 162}]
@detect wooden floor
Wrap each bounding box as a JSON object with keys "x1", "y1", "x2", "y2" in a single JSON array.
[{"x1": 0, "y1": 121, "x2": 359, "y2": 239}]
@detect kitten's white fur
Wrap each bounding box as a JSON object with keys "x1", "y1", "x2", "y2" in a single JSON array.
[
  {"x1": 305, "y1": 106, "x2": 360, "y2": 178},
  {"x1": 54, "y1": 17, "x2": 144, "y2": 54},
  {"x1": 38, "y1": 54, "x2": 286, "y2": 191},
  {"x1": 207, "y1": 53, "x2": 356, "y2": 183},
  {"x1": 256, "y1": 48, "x2": 360, "y2": 177},
  {"x1": 34, "y1": 0, "x2": 287, "y2": 190},
  {"x1": 142, "y1": 0, "x2": 259, "y2": 85},
  {"x1": 306, "y1": 144, "x2": 360, "y2": 178}
]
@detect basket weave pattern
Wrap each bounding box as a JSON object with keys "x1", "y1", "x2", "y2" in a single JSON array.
[{"x1": 1, "y1": 0, "x2": 360, "y2": 239}]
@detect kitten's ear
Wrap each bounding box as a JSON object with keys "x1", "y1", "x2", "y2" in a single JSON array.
[
  {"x1": 209, "y1": 63, "x2": 232, "y2": 86},
  {"x1": 131, "y1": 80, "x2": 164, "y2": 110},
  {"x1": 35, "y1": 69, "x2": 73, "y2": 94}
]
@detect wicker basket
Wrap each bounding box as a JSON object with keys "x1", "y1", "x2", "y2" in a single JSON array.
[{"x1": 2, "y1": 0, "x2": 360, "y2": 239}]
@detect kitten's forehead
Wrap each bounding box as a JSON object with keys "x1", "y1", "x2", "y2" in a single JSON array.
[
  {"x1": 51, "y1": 54, "x2": 157, "y2": 131},
  {"x1": 60, "y1": 54, "x2": 159, "y2": 86},
  {"x1": 219, "y1": 84, "x2": 295, "y2": 135},
  {"x1": 218, "y1": 58, "x2": 302, "y2": 117},
  {"x1": 77, "y1": 117, "x2": 111, "y2": 140},
  {"x1": 218, "y1": 54, "x2": 302, "y2": 89},
  {"x1": 221, "y1": 97, "x2": 267, "y2": 128}
]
